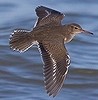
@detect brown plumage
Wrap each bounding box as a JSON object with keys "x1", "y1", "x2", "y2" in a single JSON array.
[{"x1": 9, "y1": 6, "x2": 93, "y2": 97}]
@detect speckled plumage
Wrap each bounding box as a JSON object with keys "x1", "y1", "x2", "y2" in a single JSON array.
[{"x1": 9, "y1": 6, "x2": 93, "y2": 97}]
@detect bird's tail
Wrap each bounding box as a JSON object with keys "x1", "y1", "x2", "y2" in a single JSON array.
[{"x1": 9, "y1": 29, "x2": 36, "y2": 52}]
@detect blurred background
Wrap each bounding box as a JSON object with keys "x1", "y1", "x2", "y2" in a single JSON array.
[{"x1": 0, "y1": 0, "x2": 98, "y2": 100}]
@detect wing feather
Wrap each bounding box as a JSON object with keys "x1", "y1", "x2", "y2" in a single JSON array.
[
  {"x1": 38, "y1": 39, "x2": 70, "y2": 97},
  {"x1": 34, "y1": 6, "x2": 64, "y2": 27}
]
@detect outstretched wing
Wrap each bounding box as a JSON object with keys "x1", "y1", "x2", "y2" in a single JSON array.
[
  {"x1": 34, "y1": 6, "x2": 64, "y2": 27},
  {"x1": 38, "y1": 39, "x2": 70, "y2": 97}
]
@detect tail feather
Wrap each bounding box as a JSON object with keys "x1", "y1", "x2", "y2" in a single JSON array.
[{"x1": 9, "y1": 29, "x2": 35, "y2": 52}]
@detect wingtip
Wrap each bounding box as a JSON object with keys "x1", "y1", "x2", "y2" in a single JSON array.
[
  {"x1": 46, "y1": 90, "x2": 56, "y2": 97},
  {"x1": 35, "y1": 5, "x2": 45, "y2": 11}
]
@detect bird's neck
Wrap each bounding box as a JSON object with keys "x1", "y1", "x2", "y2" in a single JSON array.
[{"x1": 62, "y1": 25, "x2": 76, "y2": 43}]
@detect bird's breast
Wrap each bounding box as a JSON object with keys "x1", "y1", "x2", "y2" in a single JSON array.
[{"x1": 64, "y1": 33, "x2": 76, "y2": 43}]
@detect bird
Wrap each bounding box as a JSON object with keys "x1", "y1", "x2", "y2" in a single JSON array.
[{"x1": 9, "y1": 6, "x2": 93, "y2": 97}]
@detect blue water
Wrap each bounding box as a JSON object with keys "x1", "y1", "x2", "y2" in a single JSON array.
[{"x1": 0, "y1": 0, "x2": 98, "y2": 100}]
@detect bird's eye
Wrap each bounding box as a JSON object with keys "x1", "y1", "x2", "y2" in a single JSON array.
[{"x1": 75, "y1": 27, "x2": 78, "y2": 29}]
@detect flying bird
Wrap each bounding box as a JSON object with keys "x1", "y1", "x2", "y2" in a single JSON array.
[{"x1": 9, "y1": 6, "x2": 93, "y2": 97}]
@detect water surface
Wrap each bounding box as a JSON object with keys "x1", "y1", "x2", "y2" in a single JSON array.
[{"x1": 0, "y1": 0, "x2": 98, "y2": 100}]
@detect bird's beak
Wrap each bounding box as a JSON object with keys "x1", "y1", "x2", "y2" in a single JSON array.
[{"x1": 81, "y1": 29, "x2": 93, "y2": 35}]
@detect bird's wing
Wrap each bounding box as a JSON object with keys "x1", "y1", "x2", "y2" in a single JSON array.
[
  {"x1": 34, "y1": 6, "x2": 64, "y2": 27},
  {"x1": 38, "y1": 38, "x2": 70, "y2": 97}
]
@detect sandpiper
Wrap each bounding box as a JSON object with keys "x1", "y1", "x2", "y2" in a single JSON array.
[{"x1": 9, "y1": 6, "x2": 93, "y2": 97}]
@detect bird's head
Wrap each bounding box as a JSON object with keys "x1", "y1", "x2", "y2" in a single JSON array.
[{"x1": 67, "y1": 23, "x2": 93, "y2": 35}]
